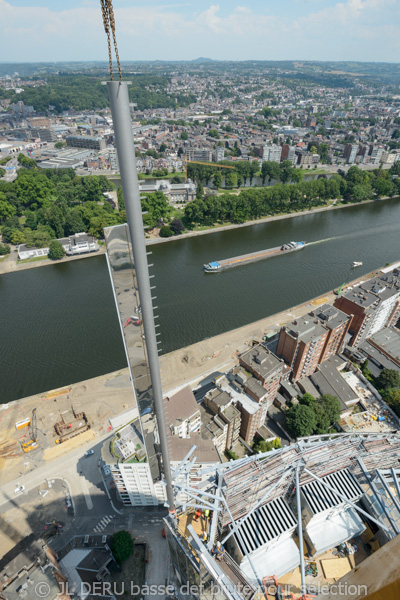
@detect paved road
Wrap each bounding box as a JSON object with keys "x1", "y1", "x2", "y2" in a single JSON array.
[
  {"x1": 1, "y1": 157, "x2": 18, "y2": 182},
  {"x1": 0, "y1": 433, "x2": 115, "y2": 518}
]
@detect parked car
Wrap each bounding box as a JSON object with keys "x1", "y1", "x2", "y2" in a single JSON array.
[
  {"x1": 14, "y1": 485, "x2": 25, "y2": 495},
  {"x1": 84, "y1": 449, "x2": 94, "y2": 457},
  {"x1": 103, "y1": 466, "x2": 111, "y2": 477}
]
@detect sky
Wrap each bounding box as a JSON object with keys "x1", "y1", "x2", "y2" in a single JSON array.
[{"x1": 1, "y1": 0, "x2": 399, "y2": 63}]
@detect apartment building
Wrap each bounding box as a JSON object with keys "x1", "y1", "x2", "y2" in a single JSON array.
[
  {"x1": 66, "y1": 135, "x2": 106, "y2": 151},
  {"x1": 281, "y1": 144, "x2": 296, "y2": 164},
  {"x1": 262, "y1": 144, "x2": 282, "y2": 163},
  {"x1": 213, "y1": 146, "x2": 225, "y2": 162},
  {"x1": 235, "y1": 394, "x2": 264, "y2": 443},
  {"x1": 238, "y1": 344, "x2": 283, "y2": 405},
  {"x1": 213, "y1": 373, "x2": 265, "y2": 444},
  {"x1": 368, "y1": 144, "x2": 384, "y2": 165},
  {"x1": 334, "y1": 272, "x2": 400, "y2": 347},
  {"x1": 203, "y1": 388, "x2": 241, "y2": 451},
  {"x1": 277, "y1": 316, "x2": 329, "y2": 381},
  {"x1": 344, "y1": 143, "x2": 359, "y2": 164},
  {"x1": 164, "y1": 386, "x2": 201, "y2": 438},
  {"x1": 186, "y1": 148, "x2": 212, "y2": 162},
  {"x1": 277, "y1": 306, "x2": 353, "y2": 380},
  {"x1": 312, "y1": 304, "x2": 352, "y2": 362}
]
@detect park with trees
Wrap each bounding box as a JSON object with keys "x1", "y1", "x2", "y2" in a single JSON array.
[
  {"x1": 183, "y1": 164, "x2": 400, "y2": 227},
  {"x1": 0, "y1": 155, "x2": 181, "y2": 250}
]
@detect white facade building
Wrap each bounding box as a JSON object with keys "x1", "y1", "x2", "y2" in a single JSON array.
[{"x1": 263, "y1": 144, "x2": 282, "y2": 163}]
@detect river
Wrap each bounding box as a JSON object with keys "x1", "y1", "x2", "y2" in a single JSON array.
[{"x1": 1, "y1": 198, "x2": 400, "y2": 403}]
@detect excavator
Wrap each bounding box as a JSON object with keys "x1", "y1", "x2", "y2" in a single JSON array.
[{"x1": 21, "y1": 408, "x2": 38, "y2": 453}]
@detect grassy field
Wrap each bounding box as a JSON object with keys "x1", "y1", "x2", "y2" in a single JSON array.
[{"x1": 17, "y1": 255, "x2": 49, "y2": 264}]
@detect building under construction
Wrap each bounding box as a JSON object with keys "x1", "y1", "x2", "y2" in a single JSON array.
[
  {"x1": 54, "y1": 407, "x2": 89, "y2": 443},
  {"x1": 165, "y1": 432, "x2": 400, "y2": 600}
]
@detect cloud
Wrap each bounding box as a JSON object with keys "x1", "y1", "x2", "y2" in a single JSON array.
[{"x1": 0, "y1": 0, "x2": 399, "y2": 62}]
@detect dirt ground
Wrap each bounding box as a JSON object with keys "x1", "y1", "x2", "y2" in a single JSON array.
[{"x1": 0, "y1": 370, "x2": 135, "y2": 486}]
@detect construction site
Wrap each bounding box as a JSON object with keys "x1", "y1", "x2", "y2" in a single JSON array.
[
  {"x1": 0, "y1": 370, "x2": 136, "y2": 487},
  {"x1": 165, "y1": 433, "x2": 400, "y2": 600}
]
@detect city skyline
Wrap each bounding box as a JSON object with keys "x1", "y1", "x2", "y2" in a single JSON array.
[{"x1": 1, "y1": 0, "x2": 399, "y2": 63}]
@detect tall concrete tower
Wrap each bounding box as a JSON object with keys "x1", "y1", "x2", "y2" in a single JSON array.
[{"x1": 104, "y1": 81, "x2": 175, "y2": 514}]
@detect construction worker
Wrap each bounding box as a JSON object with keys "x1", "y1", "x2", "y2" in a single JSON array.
[
  {"x1": 215, "y1": 542, "x2": 225, "y2": 561},
  {"x1": 202, "y1": 531, "x2": 208, "y2": 542},
  {"x1": 194, "y1": 509, "x2": 202, "y2": 522},
  {"x1": 203, "y1": 509, "x2": 210, "y2": 520}
]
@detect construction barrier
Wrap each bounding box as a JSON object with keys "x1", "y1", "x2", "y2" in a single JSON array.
[{"x1": 15, "y1": 418, "x2": 31, "y2": 430}]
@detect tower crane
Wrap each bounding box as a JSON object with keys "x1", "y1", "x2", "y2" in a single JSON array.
[{"x1": 21, "y1": 408, "x2": 38, "y2": 453}]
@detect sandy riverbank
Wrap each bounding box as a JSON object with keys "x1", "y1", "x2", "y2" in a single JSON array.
[{"x1": 1, "y1": 259, "x2": 388, "y2": 487}]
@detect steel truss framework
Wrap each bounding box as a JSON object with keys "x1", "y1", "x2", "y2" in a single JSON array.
[{"x1": 169, "y1": 433, "x2": 400, "y2": 598}]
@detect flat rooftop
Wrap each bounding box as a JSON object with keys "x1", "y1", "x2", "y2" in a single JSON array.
[
  {"x1": 239, "y1": 344, "x2": 282, "y2": 379},
  {"x1": 314, "y1": 303, "x2": 350, "y2": 330},
  {"x1": 286, "y1": 315, "x2": 328, "y2": 344},
  {"x1": 164, "y1": 386, "x2": 199, "y2": 428},
  {"x1": 369, "y1": 327, "x2": 400, "y2": 364},
  {"x1": 311, "y1": 356, "x2": 357, "y2": 411}
]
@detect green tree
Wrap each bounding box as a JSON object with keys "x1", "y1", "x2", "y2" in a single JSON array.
[
  {"x1": 310, "y1": 146, "x2": 318, "y2": 154},
  {"x1": 225, "y1": 171, "x2": 238, "y2": 188},
  {"x1": 117, "y1": 186, "x2": 125, "y2": 211},
  {"x1": 54, "y1": 141, "x2": 66, "y2": 149},
  {"x1": 25, "y1": 211, "x2": 37, "y2": 230},
  {"x1": 286, "y1": 404, "x2": 317, "y2": 437},
  {"x1": 159, "y1": 142, "x2": 167, "y2": 153},
  {"x1": 209, "y1": 129, "x2": 220, "y2": 139},
  {"x1": 180, "y1": 131, "x2": 188, "y2": 140},
  {"x1": 377, "y1": 369, "x2": 400, "y2": 390},
  {"x1": 18, "y1": 153, "x2": 37, "y2": 168},
  {"x1": 15, "y1": 169, "x2": 55, "y2": 209},
  {"x1": 112, "y1": 531, "x2": 134, "y2": 565},
  {"x1": 320, "y1": 394, "x2": 341, "y2": 425},
  {"x1": 319, "y1": 143, "x2": 329, "y2": 163},
  {"x1": 381, "y1": 388, "x2": 400, "y2": 417},
  {"x1": 0, "y1": 243, "x2": 10, "y2": 255},
  {"x1": 213, "y1": 171, "x2": 222, "y2": 188},
  {"x1": 11, "y1": 230, "x2": 26, "y2": 245},
  {"x1": 261, "y1": 161, "x2": 280, "y2": 184},
  {"x1": 196, "y1": 182, "x2": 204, "y2": 200},
  {"x1": 0, "y1": 196, "x2": 16, "y2": 223},
  {"x1": 374, "y1": 178, "x2": 393, "y2": 198},
  {"x1": 299, "y1": 393, "x2": 316, "y2": 406},
  {"x1": 48, "y1": 240, "x2": 65, "y2": 260},
  {"x1": 64, "y1": 210, "x2": 85, "y2": 236},
  {"x1": 170, "y1": 218, "x2": 184, "y2": 235},
  {"x1": 159, "y1": 225, "x2": 173, "y2": 237},
  {"x1": 141, "y1": 191, "x2": 171, "y2": 229},
  {"x1": 253, "y1": 437, "x2": 281, "y2": 453}
]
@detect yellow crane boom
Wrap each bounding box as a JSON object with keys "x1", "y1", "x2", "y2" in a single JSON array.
[{"x1": 184, "y1": 159, "x2": 236, "y2": 182}]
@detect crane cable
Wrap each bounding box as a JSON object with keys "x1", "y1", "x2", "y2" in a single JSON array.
[{"x1": 100, "y1": 0, "x2": 122, "y2": 81}]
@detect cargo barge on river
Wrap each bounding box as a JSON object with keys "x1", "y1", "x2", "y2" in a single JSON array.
[{"x1": 204, "y1": 241, "x2": 306, "y2": 272}]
